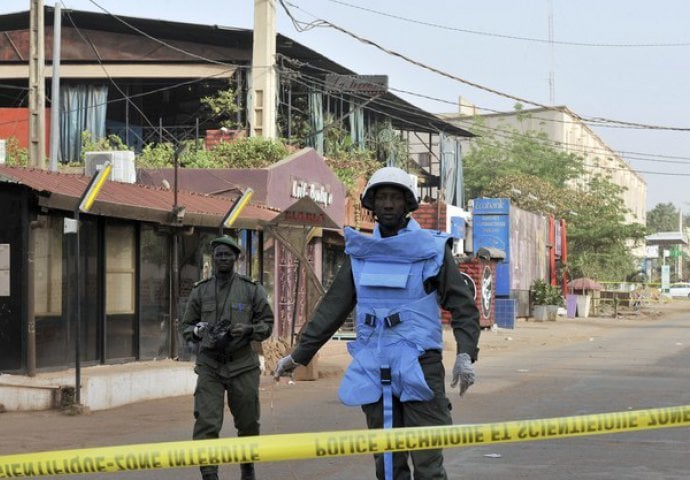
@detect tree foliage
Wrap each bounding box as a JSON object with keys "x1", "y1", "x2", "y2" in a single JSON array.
[
  {"x1": 3, "y1": 137, "x2": 28, "y2": 166},
  {"x1": 80, "y1": 131, "x2": 128, "y2": 161},
  {"x1": 200, "y1": 85, "x2": 241, "y2": 129},
  {"x1": 646, "y1": 202, "x2": 689, "y2": 233},
  {"x1": 463, "y1": 114, "x2": 645, "y2": 281},
  {"x1": 321, "y1": 120, "x2": 381, "y2": 193},
  {"x1": 463, "y1": 117, "x2": 584, "y2": 199}
]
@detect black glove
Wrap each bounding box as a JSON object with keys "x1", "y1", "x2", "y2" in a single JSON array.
[
  {"x1": 193, "y1": 322, "x2": 209, "y2": 340},
  {"x1": 230, "y1": 324, "x2": 254, "y2": 338}
]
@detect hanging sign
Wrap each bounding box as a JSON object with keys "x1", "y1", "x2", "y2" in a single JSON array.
[
  {"x1": 270, "y1": 196, "x2": 340, "y2": 230},
  {"x1": 325, "y1": 74, "x2": 388, "y2": 94}
]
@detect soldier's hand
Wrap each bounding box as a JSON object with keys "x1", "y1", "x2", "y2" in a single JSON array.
[
  {"x1": 193, "y1": 322, "x2": 209, "y2": 340},
  {"x1": 274, "y1": 354, "x2": 299, "y2": 381},
  {"x1": 450, "y1": 353, "x2": 475, "y2": 397},
  {"x1": 230, "y1": 324, "x2": 253, "y2": 338}
]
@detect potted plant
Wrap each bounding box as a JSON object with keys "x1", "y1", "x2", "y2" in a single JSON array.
[
  {"x1": 544, "y1": 284, "x2": 564, "y2": 321},
  {"x1": 531, "y1": 279, "x2": 549, "y2": 321}
]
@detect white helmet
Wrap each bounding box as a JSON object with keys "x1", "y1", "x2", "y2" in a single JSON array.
[{"x1": 361, "y1": 166, "x2": 419, "y2": 212}]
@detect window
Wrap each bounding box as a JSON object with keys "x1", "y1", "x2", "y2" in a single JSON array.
[
  {"x1": 105, "y1": 224, "x2": 136, "y2": 314},
  {"x1": 33, "y1": 217, "x2": 63, "y2": 316},
  {"x1": 139, "y1": 225, "x2": 170, "y2": 360},
  {"x1": 418, "y1": 152, "x2": 431, "y2": 169}
]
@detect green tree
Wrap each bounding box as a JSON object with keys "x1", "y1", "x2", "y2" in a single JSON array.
[
  {"x1": 565, "y1": 176, "x2": 646, "y2": 280},
  {"x1": 463, "y1": 114, "x2": 645, "y2": 281},
  {"x1": 200, "y1": 84, "x2": 241, "y2": 129},
  {"x1": 80, "y1": 131, "x2": 128, "y2": 162},
  {"x1": 4, "y1": 137, "x2": 28, "y2": 166},
  {"x1": 463, "y1": 116, "x2": 584, "y2": 199},
  {"x1": 646, "y1": 202, "x2": 681, "y2": 233},
  {"x1": 320, "y1": 119, "x2": 380, "y2": 193}
]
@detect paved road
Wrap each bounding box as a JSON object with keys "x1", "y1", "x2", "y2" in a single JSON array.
[{"x1": 1, "y1": 304, "x2": 689, "y2": 479}]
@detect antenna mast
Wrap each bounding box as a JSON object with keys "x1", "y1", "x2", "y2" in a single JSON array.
[{"x1": 548, "y1": 0, "x2": 555, "y2": 105}]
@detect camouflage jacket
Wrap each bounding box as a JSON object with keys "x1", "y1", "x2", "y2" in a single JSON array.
[{"x1": 180, "y1": 274, "x2": 274, "y2": 375}]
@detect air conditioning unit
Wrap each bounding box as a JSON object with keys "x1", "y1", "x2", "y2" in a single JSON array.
[{"x1": 84, "y1": 151, "x2": 136, "y2": 184}]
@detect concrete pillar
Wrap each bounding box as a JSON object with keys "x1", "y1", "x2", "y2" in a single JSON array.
[{"x1": 250, "y1": 0, "x2": 277, "y2": 138}]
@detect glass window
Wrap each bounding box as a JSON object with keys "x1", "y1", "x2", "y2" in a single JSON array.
[
  {"x1": 262, "y1": 234, "x2": 275, "y2": 310},
  {"x1": 139, "y1": 225, "x2": 170, "y2": 360},
  {"x1": 105, "y1": 223, "x2": 137, "y2": 360},
  {"x1": 105, "y1": 224, "x2": 136, "y2": 314},
  {"x1": 79, "y1": 218, "x2": 101, "y2": 364},
  {"x1": 34, "y1": 216, "x2": 71, "y2": 368},
  {"x1": 33, "y1": 216, "x2": 63, "y2": 316}
]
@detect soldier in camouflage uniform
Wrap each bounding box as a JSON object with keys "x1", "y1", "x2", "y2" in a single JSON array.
[{"x1": 181, "y1": 235, "x2": 274, "y2": 480}]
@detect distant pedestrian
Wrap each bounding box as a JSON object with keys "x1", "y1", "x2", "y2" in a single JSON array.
[
  {"x1": 181, "y1": 235, "x2": 274, "y2": 480},
  {"x1": 275, "y1": 167, "x2": 480, "y2": 479}
]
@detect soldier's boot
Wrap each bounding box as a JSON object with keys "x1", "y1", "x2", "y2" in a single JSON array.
[{"x1": 240, "y1": 463, "x2": 255, "y2": 480}]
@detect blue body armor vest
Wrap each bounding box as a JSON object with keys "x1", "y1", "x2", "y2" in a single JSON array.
[{"x1": 338, "y1": 218, "x2": 450, "y2": 406}]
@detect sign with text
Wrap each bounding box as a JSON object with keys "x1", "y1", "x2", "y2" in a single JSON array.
[
  {"x1": 661, "y1": 265, "x2": 670, "y2": 292},
  {"x1": 473, "y1": 198, "x2": 511, "y2": 296},
  {"x1": 270, "y1": 196, "x2": 340, "y2": 229},
  {"x1": 325, "y1": 74, "x2": 388, "y2": 94},
  {"x1": 291, "y1": 178, "x2": 333, "y2": 207}
]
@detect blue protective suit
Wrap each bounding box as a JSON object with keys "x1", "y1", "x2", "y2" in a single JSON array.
[{"x1": 338, "y1": 218, "x2": 450, "y2": 406}]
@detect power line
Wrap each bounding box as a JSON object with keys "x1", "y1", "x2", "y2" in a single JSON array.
[
  {"x1": 277, "y1": 66, "x2": 447, "y2": 135},
  {"x1": 323, "y1": 0, "x2": 690, "y2": 48},
  {"x1": 277, "y1": 57, "x2": 454, "y2": 128},
  {"x1": 71, "y1": 1, "x2": 690, "y2": 134},
  {"x1": 280, "y1": 1, "x2": 690, "y2": 132},
  {"x1": 277, "y1": 62, "x2": 688, "y2": 180},
  {"x1": 279, "y1": 56, "x2": 690, "y2": 167},
  {"x1": 65, "y1": 10, "x2": 181, "y2": 144},
  {"x1": 84, "y1": 0, "x2": 243, "y2": 68},
  {"x1": 36, "y1": 1, "x2": 690, "y2": 175}
]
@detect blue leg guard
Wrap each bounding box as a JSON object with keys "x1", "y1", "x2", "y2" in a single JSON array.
[{"x1": 381, "y1": 366, "x2": 393, "y2": 480}]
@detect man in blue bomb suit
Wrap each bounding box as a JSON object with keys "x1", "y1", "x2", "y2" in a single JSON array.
[{"x1": 275, "y1": 166, "x2": 480, "y2": 480}]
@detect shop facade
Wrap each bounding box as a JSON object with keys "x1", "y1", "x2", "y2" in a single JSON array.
[
  {"x1": 0, "y1": 165, "x2": 276, "y2": 374},
  {"x1": 138, "y1": 148, "x2": 347, "y2": 343}
]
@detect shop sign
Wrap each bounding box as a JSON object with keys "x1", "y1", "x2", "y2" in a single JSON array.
[
  {"x1": 271, "y1": 196, "x2": 340, "y2": 230},
  {"x1": 291, "y1": 179, "x2": 333, "y2": 207},
  {"x1": 473, "y1": 197, "x2": 510, "y2": 215},
  {"x1": 325, "y1": 74, "x2": 388, "y2": 94}
]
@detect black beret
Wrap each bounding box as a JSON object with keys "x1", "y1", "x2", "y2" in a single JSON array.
[{"x1": 210, "y1": 235, "x2": 242, "y2": 255}]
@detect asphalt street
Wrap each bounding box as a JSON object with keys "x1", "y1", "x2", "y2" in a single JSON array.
[{"x1": 1, "y1": 302, "x2": 688, "y2": 479}]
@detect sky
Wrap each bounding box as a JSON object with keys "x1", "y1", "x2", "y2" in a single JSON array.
[{"x1": 3, "y1": 0, "x2": 690, "y2": 212}]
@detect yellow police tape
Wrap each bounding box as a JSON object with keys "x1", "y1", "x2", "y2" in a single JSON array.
[{"x1": 1, "y1": 404, "x2": 688, "y2": 477}]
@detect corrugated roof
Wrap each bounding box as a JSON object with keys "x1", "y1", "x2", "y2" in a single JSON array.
[
  {"x1": 0, "y1": 166, "x2": 278, "y2": 228},
  {"x1": 645, "y1": 231, "x2": 688, "y2": 245},
  {"x1": 0, "y1": 7, "x2": 473, "y2": 138}
]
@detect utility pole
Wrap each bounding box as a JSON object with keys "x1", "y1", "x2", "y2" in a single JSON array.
[
  {"x1": 29, "y1": 0, "x2": 46, "y2": 168},
  {"x1": 250, "y1": 0, "x2": 277, "y2": 138},
  {"x1": 49, "y1": 2, "x2": 62, "y2": 171},
  {"x1": 547, "y1": 0, "x2": 555, "y2": 105}
]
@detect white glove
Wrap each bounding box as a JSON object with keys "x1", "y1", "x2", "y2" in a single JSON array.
[
  {"x1": 193, "y1": 321, "x2": 209, "y2": 340},
  {"x1": 274, "y1": 354, "x2": 299, "y2": 380},
  {"x1": 450, "y1": 353, "x2": 475, "y2": 396}
]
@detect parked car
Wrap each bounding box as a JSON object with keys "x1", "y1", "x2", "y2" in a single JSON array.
[{"x1": 667, "y1": 282, "x2": 690, "y2": 298}]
